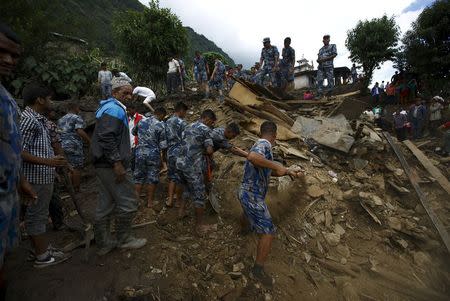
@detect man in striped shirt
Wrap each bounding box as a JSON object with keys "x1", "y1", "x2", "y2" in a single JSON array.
[{"x1": 20, "y1": 85, "x2": 70, "y2": 268}]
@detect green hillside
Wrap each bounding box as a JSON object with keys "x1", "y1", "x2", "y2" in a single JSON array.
[{"x1": 1, "y1": 0, "x2": 234, "y2": 65}]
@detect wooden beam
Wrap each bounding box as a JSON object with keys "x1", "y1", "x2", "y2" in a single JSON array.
[
  {"x1": 384, "y1": 132, "x2": 450, "y2": 254},
  {"x1": 403, "y1": 140, "x2": 450, "y2": 195},
  {"x1": 224, "y1": 97, "x2": 290, "y2": 128},
  {"x1": 254, "y1": 102, "x2": 295, "y2": 126},
  {"x1": 256, "y1": 96, "x2": 292, "y2": 111},
  {"x1": 285, "y1": 99, "x2": 331, "y2": 105}
]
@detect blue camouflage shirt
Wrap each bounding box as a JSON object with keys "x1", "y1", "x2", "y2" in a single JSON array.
[
  {"x1": 281, "y1": 46, "x2": 295, "y2": 68},
  {"x1": 165, "y1": 114, "x2": 187, "y2": 152},
  {"x1": 210, "y1": 127, "x2": 232, "y2": 151},
  {"x1": 260, "y1": 46, "x2": 279, "y2": 69},
  {"x1": 177, "y1": 121, "x2": 213, "y2": 170},
  {"x1": 194, "y1": 56, "x2": 207, "y2": 72},
  {"x1": 240, "y1": 139, "x2": 273, "y2": 198},
  {"x1": 0, "y1": 84, "x2": 22, "y2": 194},
  {"x1": 57, "y1": 113, "x2": 85, "y2": 155},
  {"x1": 135, "y1": 114, "x2": 167, "y2": 157},
  {"x1": 213, "y1": 60, "x2": 226, "y2": 81},
  {"x1": 318, "y1": 44, "x2": 337, "y2": 68}
]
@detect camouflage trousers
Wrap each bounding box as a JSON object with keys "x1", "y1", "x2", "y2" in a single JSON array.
[
  {"x1": 177, "y1": 166, "x2": 206, "y2": 208},
  {"x1": 167, "y1": 147, "x2": 181, "y2": 183},
  {"x1": 238, "y1": 188, "x2": 275, "y2": 234},
  {"x1": 133, "y1": 152, "x2": 161, "y2": 185},
  {"x1": 0, "y1": 192, "x2": 20, "y2": 268},
  {"x1": 258, "y1": 67, "x2": 277, "y2": 86},
  {"x1": 317, "y1": 66, "x2": 334, "y2": 95}
]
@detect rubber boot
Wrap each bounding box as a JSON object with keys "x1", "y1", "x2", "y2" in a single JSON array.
[
  {"x1": 116, "y1": 213, "x2": 147, "y2": 249},
  {"x1": 94, "y1": 218, "x2": 116, "y2": 256}
]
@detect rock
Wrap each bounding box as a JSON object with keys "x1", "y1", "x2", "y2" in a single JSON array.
[
  {"x1": 232, "y1": 262, "x2": 245, "y2": 272},
  {"x1": 353, "y1": 158, "x2": 368, "y2": 170},
  {"x1": 340, "y1": 257, "x2": 348, "y2": 265},
  {"x1": 211, "y1": 263, "x2": 226, "y2": 275},
  {"x1": 371, "y1": 195, "x2": 384, "y2": 206},
  {"x1": 394, "y1": 168, "x2": 404, "y2": 177},
  {"x1": 343, "y1": 190, "x2": 357, "y2": 200},
  {"x1": 264, "y1": 293, "x2": 273, "y2": 301},
  {"x1": 335, "y1": 277, "x2": 360, "y2": 301},
  {"x1": 336, "y1": 244, "x2": 350, "y2": 258},
  {"x1": 303, "y1": 252, "x2": 312, "y2": 263},
  {"x1": 387, "y1": 217, "x2": 402, "y2": 231},
  {"x1": 303, "y1": 222, "x2": 317, "y2": 238},
  {"x1": 413, "y1": 251, "x2": 431, "y2": 267},
  {"x1": 350, "y1": 180, "x2": 362, "y2": 188},
  {"x1": 334, "y1": 224, "x2": 346, "y2": 236},
  {"x1": 370, "y1": 174, "x2": 385, "y2": 191},
  {"x1": 323, "y1": 232, "x2": 340, "y2": 246},
  {"x1": 307, "y1": 185, "x2": 325, "y2": 198},
  {"x1": 415, "y1": 204, "x2": 426, "y2": 214},
  {"x1": 325, "y1": 210, "x2": 332, "y2": 228},
  {"x1": 313, "y1": 212, "x2": 325, "y2": 225},
  {"x1": 354, "y1": 170, "x2": 370, "y2": 180},
  {"x1": 228, "y1": 272, "x2": 242, "y2": 280},
  {"x1": 394, "y1": 238, "x2": 408, "y2": 249}
]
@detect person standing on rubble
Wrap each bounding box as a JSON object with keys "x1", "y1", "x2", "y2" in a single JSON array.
[
  {"x1": 133, "y1": 107, "x2": 168, "y2": 208},
  {"x1": 98, "y1": 62, "x2": 112, "y2": 99},
  {"x1": 316, "y1": 35, "x2": 337, "y2": 98},
  {"x1": 279, "y1": 37, "x2": 296, "y2": 90},
  {"x1": 165, "y1": 102, "x2": 188, "y2": 208},
  {"x1": 167, "y1": 57, "x2": 181, "y2": 95},
  {"x1": 20, "y1": 84, "x2": 71, "y2": 267},
  {"x1": 259, "y1": 38, "x2": 279, "y2": 87},
  {"x1": 132, "y1": 85, "x2": 156, "y2": 113},
  {"x1": 58, "y1": 101, "x2": 91, "y2": 192},
  {"x1": 238, "y1": 121, "x2": 302, "y2": 287},
  {"x1": 205, "y1": 58, "x2": 226, "y2": 103},
  {"x1": 90, "y1": 77, "x2": 147, "y2": 255},
  {"x1": 176, "y1": 109, "x2": 217, "y2": 235},
  {"x1": 409, "y1": 100, "x2": 426, "y2": 140},
  {"x1": 204, "y1": 123, "x2": 249, "y2": 192},
  {"x1": 193, "y1": 51, "x2": 210, "y2": 97}
]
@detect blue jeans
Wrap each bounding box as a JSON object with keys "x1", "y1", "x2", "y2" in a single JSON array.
[{"x1": 101, "y1": 83, "x2": 112, "y2": 98}]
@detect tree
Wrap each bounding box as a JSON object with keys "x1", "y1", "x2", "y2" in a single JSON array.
[
  {"x1": 346, "y1": 15, "x2": 400, "y2": 91},
  {"x1": 401, "y1": 0, "x2": 449, "y2": 96},
  {"x1": 112, "y1": 0, "x2": 188, "y2": 86},
  {"x1": 203, "y1": 51, "x2": 229, "y2": 75}
]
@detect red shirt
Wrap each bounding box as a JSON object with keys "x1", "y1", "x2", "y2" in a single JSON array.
[{"x1": 129, "y1": 112, "x2": 143, "y2": 147}]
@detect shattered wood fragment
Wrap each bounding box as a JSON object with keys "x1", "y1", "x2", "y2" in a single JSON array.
[
  {"x1": 387, "y1": 180, "x2": 410, "y2": 194},
  {"x1": 403, "y1": 140, "x2": 450, "y2": 195},
  {"x1": 384, "y1": 132, "x2": 450, "y2": 254},
  {"x1": 253, "y1": 102, "x2": 295, "y2": 126},
  {"x1": 256, "y1": 96, "x2": 292, "y2": 111},
  {"x1": 360, "y1": 201, "x2": 382, "y2": 225}
]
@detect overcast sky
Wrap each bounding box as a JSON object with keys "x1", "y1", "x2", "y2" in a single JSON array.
[{"x1": 140, "y1": 0, "x2": 434, "y2": 84}]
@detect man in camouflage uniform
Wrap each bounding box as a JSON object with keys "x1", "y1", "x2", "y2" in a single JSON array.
[
  {"x1": 259, "y1": 38, "x2": 279, "y2": 87},
  {"x1": 279, "y1": 37, "x2": 296, "y2": 90},
  {"x1": 133, "y1": 107, "x2": 168, "y2": 208},
  {"x1": 204, "y1": 123, "x2": 248, "y2": 192},
  {"x1": 0, "y1": 24, "x2": 36, "y2": 295},
  {"x1": 165, "y1": 102, "x2": 188, "y2": 207},
  {"x1": 176, "y1": 109, "x2": 216, "y2": 234},
  {"x1": 316, "y1": 35, "x2": 337, "y2": 98},
  {"x1": 239, "y1": 121, "x2": 303, "y2": 287},
  {"x1": 193, "y1": 51, "x2": 209, "y2": 97},
  {"x1": 206, "y1": 58, "x2": 226, "y2": 102},
  {"x1": 58, "y1": 101, "x2": 90, "y2": 192}
]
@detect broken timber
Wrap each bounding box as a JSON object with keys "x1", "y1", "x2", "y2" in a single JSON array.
[
  {"x1": 403, "y1": 140, "x2": 450, "y2": 195},
  {"x1": 384, "y1": 132, "x2": 450, "y2": 254}
]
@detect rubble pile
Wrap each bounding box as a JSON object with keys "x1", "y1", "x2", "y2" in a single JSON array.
[{"x1": 8, "y1": 82, "x2": 450, "y2": 301}]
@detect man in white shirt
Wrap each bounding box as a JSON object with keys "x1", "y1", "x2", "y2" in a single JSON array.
[
  {"x1": 167, "y1": 57, "x2": 180, "y2": 95},
  {"x1": 133, "y1": 86, "x2": 156, "y2": 112},
  {"x1": 112, "y1": 69, "x2": 132, "y2": 83},
  {"x1": 97, "y1": 62, "x2": 112, "y2": 99}
]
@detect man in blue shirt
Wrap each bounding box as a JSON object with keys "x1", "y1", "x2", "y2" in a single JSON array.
[
  {"x1": 91, "y1": 77, "x2": 147, "y2": 255},
  {"x1": 259, "y1": 37, "x2": 279, "y2": 87},
  {"x1": 0, "y1": 23, "x2": 37, "y2": 292},
  {"x1": 239, "y1": 121, "x2": 302, "y2": 286},
  {"x1": 165, "y1": 102, "x2": 188, "y2": 207},
  {"x1": 205, "y1": 58, "x2": 226, "y2": 103},
  {"x1": 176, "y1": 110, "x2": 216, "y2": 235},
  {"x1": 58, "y1": 102, "x2": 90, "y2": 192},
  {"x1": 316, "y1": 35, "x2": 337, "y2": 98},
  {"x1": 193, "y1": 51, "x2": 210, "y2": 98},
  {"x1": 279, "y1": 37, "x2": 295, "y2": 90},
  {"x1": 133, "y1": 107, "x2": 168, "y2": 208}
]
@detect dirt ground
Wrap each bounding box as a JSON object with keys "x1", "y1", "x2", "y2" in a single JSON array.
[{"x1": 5, "y1": 92, "x2": 450, "y2": 301}]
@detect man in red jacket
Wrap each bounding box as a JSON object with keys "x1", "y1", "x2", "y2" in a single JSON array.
[{"x1": 127, "y1": 103, "x2": 144, "y2": 171}]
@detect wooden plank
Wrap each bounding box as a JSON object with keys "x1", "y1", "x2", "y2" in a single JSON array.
[
  {"x1": 285, "y1": 99, "x2": 330, "y2": 105},
  {"x1": 256, "y1": 96, "x2": 292, "y2": 111},
  {"x1": 327, "y1": 100, "x2": 344, "y2": 117},
  {"x1": 254, "y1": 102, "x2": 295, "y2": 126},
  {"x1": 403, "y1": 140, "x2": 450, "y2": 195},
  {"x1": 384, "y1": 132, "x2": 450, "y2": 254}
]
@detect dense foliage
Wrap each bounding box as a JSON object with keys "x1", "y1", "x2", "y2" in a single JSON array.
[
  {"x1": 203, "y1": 52, "x2": 230, "y2": 75},
  {"x1": 400, "y1": 0, "x2": 450, "y2": 96},
  {"x1": 112, "y1": 0, "x2": 188, "y2": 86},
  {"x1": 346, "y1": 15, "x2": 400, "y2": 91}
]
